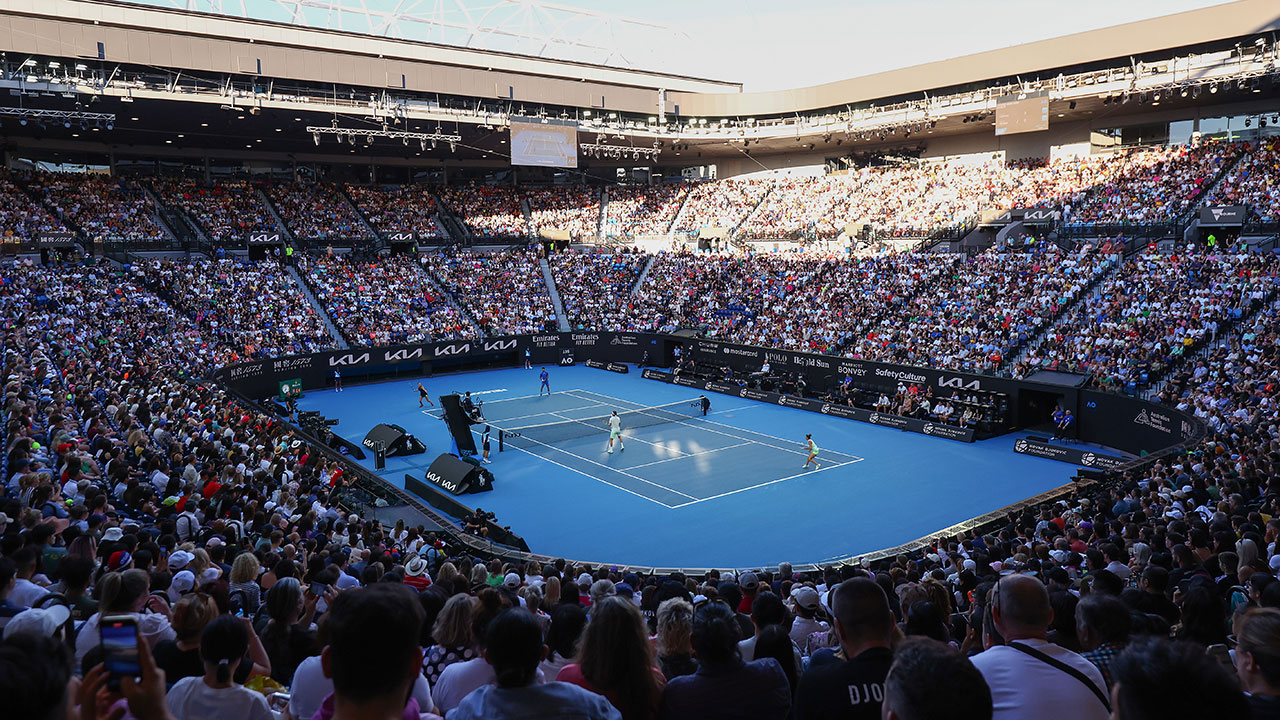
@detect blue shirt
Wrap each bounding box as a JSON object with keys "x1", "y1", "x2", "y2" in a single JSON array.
[
  {"x1": 540, "y1": 371, "x2": 549, "y2": 383},
  {"x1": 449, "y1": 681, "x2": 621, "y2": 720}
]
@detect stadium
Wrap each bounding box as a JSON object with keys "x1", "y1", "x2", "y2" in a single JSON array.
[{"x1": 0, "y1": 0, "x2": 1278, "y2": 717}]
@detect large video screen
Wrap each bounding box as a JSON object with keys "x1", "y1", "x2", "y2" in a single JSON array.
[
  {"x1": 509, "y1": 118, "x2": 579, "y2": 168},
  {"x1": 995, "y1": 95, "x2": 1049, "y2": 136}
]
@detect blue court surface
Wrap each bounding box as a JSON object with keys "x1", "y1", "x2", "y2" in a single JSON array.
[{"x1": 298, "y1": 365, "x2": 1077, "y2": 568}]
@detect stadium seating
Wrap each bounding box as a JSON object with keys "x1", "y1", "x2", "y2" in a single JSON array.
[
  {"x1": 265, "y1": 182, "x2": 372, "y2": 242},
  {"x1": 151, "y1": 178, "x2": 280, "y2": 244}
]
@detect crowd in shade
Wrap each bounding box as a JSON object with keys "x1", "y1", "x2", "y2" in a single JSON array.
[
  {"x1": 1206, "y1": 139, "x2": 1280, "y2": 224},
  {"x1": 26, "y1": 173, "x2": 169, "y2": 242},
  {"x1": 527, "y1": 186, "x2": 602, "y2": 240},
  {"x1": 842, "y1": 245, "x2": 1117, "y2": 372},
  {"x1": 263, "y1": 183, "x2": 370, "y2": 242},
  {"x1": 144, "y1": 258, "x2": 336, "y2": 361},
  {"x1": 673, "y1": 178, "x2": 773, "y2": 236},
  {"x1": 551, "y1": 249, "x2": 649, "y2": 331},
  {"x1": 424, "y1": 247, "x2": 556, "y2": 336},
  {"x1": 603, "y1": 185, "x2": 689, "y2": 238},
  {"x1": 1012, "y1": 248, "x2": 1278, "y2": 389},
  {"x1": 298, "y1": 252, "x2": 470, "y2": 346},
  {"x1": 151, "y1": 179, "x2": 280, "y2": 244},
  {"x1": 0, "y1": 170, "x2": 70, "y2": 242},
  {"x1": 436, "y1": 185, "x2": 528, "y2": 238},
  {"x1": 344, "y1": 184, "x2": 444, "y2": 239}
]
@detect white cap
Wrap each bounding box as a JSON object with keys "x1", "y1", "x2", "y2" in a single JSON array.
[{"x1": 3, "y1": 605, "x2": 70, "y2": 639}]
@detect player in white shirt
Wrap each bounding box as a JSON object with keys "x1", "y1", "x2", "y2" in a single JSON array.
[{"x1": 606, "y1": 411, "x2": 625, "y2": 454}]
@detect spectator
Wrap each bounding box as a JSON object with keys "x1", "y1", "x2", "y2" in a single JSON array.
[
  {"x1": 1074, "y1": 593, "x2": 1130, "y2": 689},
  {"x1": 321, "y1": 583, "x2": 429, "y2": 720},
  {"x1": 970, "y1": 575, "x2": 1108, "y2": 720},
  {"x1": 424, "y1": 592, "x2": 479, "y2": 684},
  {"x1": 1110, "y1": 638, "x2": 1249, "y2": 720},
  {"x1": 655, "y1": 598, "x2": 697, "y2": 680},
  {"x1": 557, "y1": 596, "x2": 665, "y2": 720},
  {"x1": 793, "y1": 577, "x2": 894, "y2": 720},
  {"x1": 660, "y1": 600, "x2": 790, "y2": 719},
  {"x1": 256, "y1": 577, "x2": 319, "y2": 685},
  {"x1": 1235, "y1": 607, "x2": 1280, "y2": 719},
  {"x1": 165, "y1": 615, "x2": 274, "y2": 720},
  {"x1": 450, "y1": 607, "x2": 621, "y2": 719},
  {"x1": 882, "y1": 637, "x2": 992, "y2": 720},
  {"x1": 75, "y1": 569, "x2": 175, "y2": 669}
]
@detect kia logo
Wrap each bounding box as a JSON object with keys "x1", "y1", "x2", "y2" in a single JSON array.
[
  {"x1": 434, "y1": 344, "x2": 471, "y2": 357},
  {"x1": 328, "y1": 353, "x2": 370, "y2": 367},
  {"x1": 384, "y1": 348, "x2": 424, "y2": 362},
  {"x1": 483, "y1": 339, "x2": 517, "y2": 351}
]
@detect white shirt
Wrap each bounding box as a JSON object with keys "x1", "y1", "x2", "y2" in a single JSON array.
[
  {"x1": 288, "y1": 653, "x2": 435, "y2": 720},
  {"x1": 165, "y1": 676, "x2": 274, "y2": 720},
  {"x1": 608, "y1": 415, "x2": 621, "y2": 433},
  {"x1": 9, "y1": 577, "x2": 48, "y2": 608},
  {"x1": 75, "y1": 611, "x2": 176, "y2": 669},
  {"x1": 432, "y1": 657, "x2": 545, "y2": 714},
  {"x1": 970, "y1": 638, "x2": 1109, "y2": 720}
]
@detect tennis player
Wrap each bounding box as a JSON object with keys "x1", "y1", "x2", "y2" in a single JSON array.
[
  {"x1": 606, "y1": 411, "x2": 625, "y2": 454},
  {"x1": 481, "y1": 425, "x2": 492, "y2": 464},
  {"x1": 417, "y1": 382, "x2": 434, "y2": 408},
  {"x1": 539, "y1": 367, "x2": 551, "y2": 396},
  {"x1": 802, "y1": 433, "x2": 820, "y2": 470},
  {"x1": 699, "y1": 395, "x2": 711, "y2": 417}
]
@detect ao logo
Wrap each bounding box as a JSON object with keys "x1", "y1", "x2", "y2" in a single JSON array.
[
  {"x1": 1082, "y1": 453, "x2": 1097, "y2": 466},
  {"x1": 1015, "y1": 439, "x2": 1029, "y2": 453},
  {"x1": 820, "y1": 404, "x2": 832, "y2": 414},
  {"x1": 923, "y1": 424, "x2": 936, "y2": 435},
  {"x1": 868, "y1": 413, "x2": 881, "y2": 425}
]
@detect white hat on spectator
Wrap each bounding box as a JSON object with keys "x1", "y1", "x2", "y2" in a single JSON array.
[
  {"x1": 206, "y1": 537, "x2": 225, "y2": 549},
  {"x1": 168, "y1": 570, "x2": 196, "y2": 603},
  {"x1": 791, "y1": 586, "x2": 820, "y2": 611},
  {"x1": 1270, "y1": 555, "x2": 1280, "y2": 572},
  {"x1": 405, "y1": 556, "x2": 429, "y2": 578},
  {"x1": 198, "y1": 567, "x2": 220, "y2": 585},
  {"x1": 168, "y1": 550, "x2": 194, "y2": 571},
  {"x1": 102, "y1": 527, "x2": 124, "y2": 542},
  {"x1": 3, "y1": 605, "x2": 70, "y2": 639},
  {"x1": 576, "y1": 573, "x2": 593, "y2": 587},
  {"x1": 503, "y1": 572, "x2": 522, "y2": 590},
  {"x1": 738, "y1": 572, "x2": 759, "y2": 591}
]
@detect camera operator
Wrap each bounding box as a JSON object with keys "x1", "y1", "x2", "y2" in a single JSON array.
[{"x1": 464, "y1": 508, "x2": 495, "y2": 538}]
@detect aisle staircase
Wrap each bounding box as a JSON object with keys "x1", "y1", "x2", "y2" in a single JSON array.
[
  {"x1": 540, "y1": 257, "x2": 570, "y2": 331},
  {"x1": 631, "y1": 254, "x2": 657, "y2": 295},
  {"x1": 284, "y1": 265, "x2": 348, "y2": 349}
]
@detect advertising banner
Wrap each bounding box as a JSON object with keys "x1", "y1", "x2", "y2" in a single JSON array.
[
  {"x1": 644, "y1": 368, "x2": 975, "y2": 442},
  {"x1": 1199, "y1": 206, "x2": 1248, "y2": 226},
  {"x1": 1013, "y1": 437, "x2": 1128, "y2": 470}
]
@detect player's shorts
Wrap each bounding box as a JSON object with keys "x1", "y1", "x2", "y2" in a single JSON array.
[{"x1": 610, "y1": 430, "x2": 622, "y2": 439}]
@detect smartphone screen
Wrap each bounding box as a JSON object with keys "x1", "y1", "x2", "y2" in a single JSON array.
[
  {"x1": 100, "y1": 616, "x2": 141, "y2": 683},
  {"x1": 310, "y1": 582, "x2": 328, "y2": 597}
]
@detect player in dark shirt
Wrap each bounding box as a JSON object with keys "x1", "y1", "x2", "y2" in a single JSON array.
[{"x1": 539, "y1": 368, "x2": 551, "y2": 396}]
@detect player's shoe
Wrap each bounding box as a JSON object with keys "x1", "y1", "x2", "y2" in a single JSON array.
[{"x1": 607, "y1": 449, "x2": 613, "y2": 454}]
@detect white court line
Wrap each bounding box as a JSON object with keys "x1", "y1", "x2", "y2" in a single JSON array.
[
  {"x1": 542, "y1": 409, "x2": 694, "y2": 457},
  {"x1": 487, "y1": 433, "x2": 678, "y2": 509},
  {"x1": 567, "y1": 389, "x2": 863, "y2": 462},
  {"x1": 505, "y1": 431, "x2": 697, "y2": 501},
  {"x1": 668, "y1": 459, "x2": 859, "y2": 509},
  {"x1": 465, "y1": 389, "x2": 589, "y2": 406},
  {"x1": 624, "y1": 442, "x2": 755, "y2": 469}
]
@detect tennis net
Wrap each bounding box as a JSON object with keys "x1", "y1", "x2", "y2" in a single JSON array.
[{"x1": 498, "y1": 399, "x2": 702, "y2": 451}]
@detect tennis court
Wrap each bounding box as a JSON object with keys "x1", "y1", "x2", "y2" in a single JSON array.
[
  {"x1": 452, "y1": 388, "x2": 863, "y2": 509},
  {"x1": 297, "y1": 364, "x2": 1076, "y2": 567}
]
